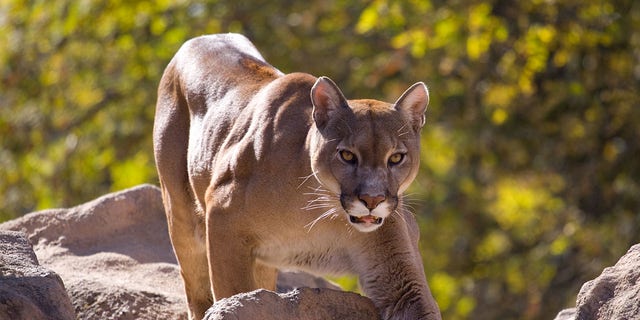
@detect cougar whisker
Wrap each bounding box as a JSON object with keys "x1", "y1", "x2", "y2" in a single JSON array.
[
  {"x1": 305, "y1": 207, "x2": 339, "y2": 232},
  {"x1": 297, "y1": 171, "x2": 319, "y2": 189}
]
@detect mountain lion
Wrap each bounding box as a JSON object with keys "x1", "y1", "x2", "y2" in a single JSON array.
[{"x1": 154, "y1": 33, "x2": 441, "y2": 320}]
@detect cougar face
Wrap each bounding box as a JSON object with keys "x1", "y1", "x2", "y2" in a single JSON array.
[{"x1": 309, "y1": 78, "x2": 425, "y2": 233}]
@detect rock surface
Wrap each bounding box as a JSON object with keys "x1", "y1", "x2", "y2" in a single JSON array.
[
  {"x1": 0, "y1": 184, "x2": 377, "y2": 320},
  {"x1": 554, "y1": 244, "x2": 640, "y2": 320},
  {"x1": 205, "y1": 287, "x2": 380, "y2": 320},
  {"x1": 0, "y1": 184, "x2": 187, "y2": 320},
  {"x1": 0, "y1": 230, "x2": 75, "y2": 320}
]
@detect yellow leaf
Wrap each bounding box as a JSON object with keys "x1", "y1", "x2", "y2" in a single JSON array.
[
  {"x1": 356, "y1": 2, "x2": 381, "y2": 34},
  {"x1": 491, "y1": 108, "x2": 508, "y2": 125}
]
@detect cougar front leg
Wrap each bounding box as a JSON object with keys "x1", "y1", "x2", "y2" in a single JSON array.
[
  {"x1": 355, "y1": 215, "x2": 441, "y2": 320},
  {"x1": 206, "y1": 207, "x2": 262, "y2": 300},
  {"x1": 253, "y1": 261, "x2": 278, "y2": 291}
]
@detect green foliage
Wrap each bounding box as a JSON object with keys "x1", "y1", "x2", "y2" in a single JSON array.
[
  {"x1": 1, "y1": 0, "x2": 639, "y2": 319},
  {"x1": 327, "y1": 275, "x2": 361, "y2": 293}
]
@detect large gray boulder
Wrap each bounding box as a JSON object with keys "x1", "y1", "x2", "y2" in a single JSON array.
[
  {"x1": 0, "y1": 184, "x2": 187, "y2": 320},
  {"x1": 0, "y1": 231, "x2": 75, "y2": 320},
  {"x1": 0, "y1": 184, "x2": 379, "y2": 320},
  {"x1": 554, "y1": 243, "x2": 640, "y2": 320}
]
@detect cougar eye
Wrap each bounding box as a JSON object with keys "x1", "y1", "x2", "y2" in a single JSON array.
[
  {"x1": 339, "y1": 150, "x2": 357, "y2": 164},
  {"x1": 388, "y1": 153, "x2": 405, "y2": 165}
]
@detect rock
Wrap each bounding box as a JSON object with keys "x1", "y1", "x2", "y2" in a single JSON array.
[
  {"x1": 0, "y1": 184, "x2": 187, "y2": 320},
  {"x1": 0, "y1": 231, "x2": 75, "y2": 320},
  {"x1": 554, "y1": 243, "x2": 640, "y2": 320},
  {"x1": 553, "y1": 308, "x2": 576, "y2": 320},
  {"x1": 0, "y1": 184, "x2": 379, "y2": 320},
  {"x1": 204, "y1": 287, "x2": 380, "y2": 320}
]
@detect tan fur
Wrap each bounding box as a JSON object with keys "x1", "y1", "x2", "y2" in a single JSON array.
[{"x1": 153, "y1": 33, "x2": 441, "y2": 320}]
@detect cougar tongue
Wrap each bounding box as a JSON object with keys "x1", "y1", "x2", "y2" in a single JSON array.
[{"x1": 349, "y1": 215, "x2": 383, "y2": 224}]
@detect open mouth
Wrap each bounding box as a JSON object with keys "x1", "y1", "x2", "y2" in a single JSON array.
[{"x1": 349, "y1": 215, "x2": 383, "y2": 225}]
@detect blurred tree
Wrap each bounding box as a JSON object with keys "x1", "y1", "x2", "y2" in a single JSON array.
[{"x1": 1, "y1": 0, "x2": 638, "y2": 319}]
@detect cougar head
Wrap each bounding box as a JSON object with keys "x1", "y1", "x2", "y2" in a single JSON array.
[{"x1": 309, "y1": 77, "x2": 428, "y2": 232}]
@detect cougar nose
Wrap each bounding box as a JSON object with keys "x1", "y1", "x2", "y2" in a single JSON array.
[{"x1": 359, "y1": 194, "x2": 386, "y2": 210}]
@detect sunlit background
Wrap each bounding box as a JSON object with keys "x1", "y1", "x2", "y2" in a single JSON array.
[{"x1": 1, "y1": 1, "x2": 639, "y2": 319}]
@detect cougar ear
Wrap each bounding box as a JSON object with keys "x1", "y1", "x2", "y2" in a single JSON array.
[
  {"x1": 394, "y1": 82, "x2": 429, "y2": 130},
  {"x1": 311, "y1": 76, "x2": 350, "y2": 130}
]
